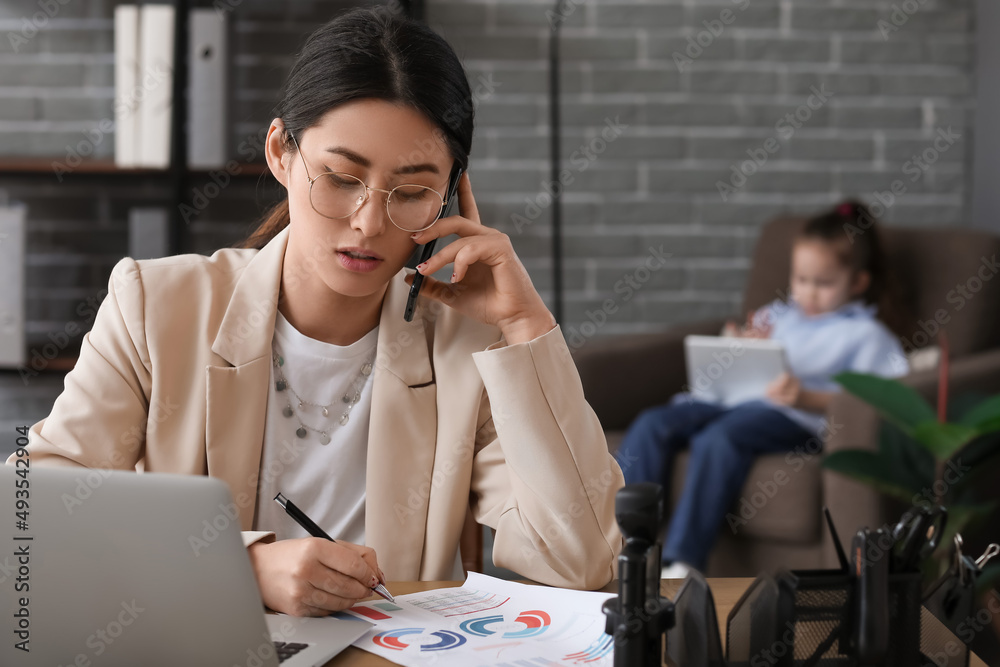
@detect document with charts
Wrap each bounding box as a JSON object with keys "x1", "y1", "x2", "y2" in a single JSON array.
[{"x1": 339, "y1": 572, "x2": 616, "y2": 666}]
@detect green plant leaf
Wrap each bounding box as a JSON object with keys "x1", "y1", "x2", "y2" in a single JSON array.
[
  {"x1": 957, "y1": 394, "x2": 1000, "y2": 432},
  {"x1": 945, "y1": 433, "x2": 1000, "y2": 505},
  {"x1": 822, "y1": 450, "x2": 919, "y2": 503},
  {"x1": 833, "y1": 372, "x2": 937, "y2": 435},
  {"x1": 877, "y1": 421, "x2": 935, "y2": 493},
  {"x1": 911, "y1": 421, "x2": 982, "y2": 461}
]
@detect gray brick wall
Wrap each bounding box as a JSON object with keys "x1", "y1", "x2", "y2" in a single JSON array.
[
  {"x1": 430, "y1": 0, "x2": 975, "y2": 339},
  {"x1": 0, "y1": 0, "x2": 977, "y2": 359}
]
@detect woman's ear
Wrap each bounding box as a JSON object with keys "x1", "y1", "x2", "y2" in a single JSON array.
[
  {"x1": 264, "y1": 118, "x2": 292, "y2": 188},
  {"x1": 851, "y1": 269, "x2": 871, "y2": 297}
]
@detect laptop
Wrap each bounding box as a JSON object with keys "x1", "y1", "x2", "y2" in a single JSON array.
[
  {"x1": 684, "y1": 335, "x2": 788, "y2": 406},
  {"x1": 0, "y1": 464, "x2": 372, "y2": 666}
]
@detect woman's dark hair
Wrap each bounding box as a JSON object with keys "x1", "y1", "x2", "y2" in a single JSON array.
[
  {"x1": 797, "y1": 200, "x2": 907, "y2": 337},
  {"x1": 238, "y1": 7, "x2": 474, "y2": 250}
]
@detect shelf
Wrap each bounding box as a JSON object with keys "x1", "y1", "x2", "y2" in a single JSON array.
[
  {"x1": 0, "y1": 158, "x2": 166, "y2": 175},
  {"x1": 0, "y1": 157, "x2": 270, "y2": 177}
]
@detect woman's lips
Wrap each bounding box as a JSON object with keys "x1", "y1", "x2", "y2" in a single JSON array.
[{"x1": 336, "y1": 251, "x2": 382, "y2": 273}]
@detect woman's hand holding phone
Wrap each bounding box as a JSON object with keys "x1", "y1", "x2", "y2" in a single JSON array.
[
  {"x1": 404, "y1": 172, "x2": 556, "y2": 345},
  {"x1": 247, "y1": 538, "x2": 385, "y2": 616}
]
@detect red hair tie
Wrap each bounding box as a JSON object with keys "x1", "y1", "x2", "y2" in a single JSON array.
[{"x1": 837, "y1": 203, "x2": 854, "y2": 216}]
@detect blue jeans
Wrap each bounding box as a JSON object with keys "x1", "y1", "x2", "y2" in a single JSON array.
[{"x1": 613, "y1": 396, "x2": 813, "y2": 571}]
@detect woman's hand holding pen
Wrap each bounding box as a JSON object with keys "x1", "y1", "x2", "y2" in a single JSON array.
[
  {"x1": 404, "y1": 172, "x2": 557, "y2": 345},
  {"x1": 247, "y1": 539, "x2": 386, "y2": 617}
]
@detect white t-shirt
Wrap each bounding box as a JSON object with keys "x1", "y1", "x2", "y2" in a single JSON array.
[{"x1": 253, "y1": 310, "x2": 378, "y2": 545}]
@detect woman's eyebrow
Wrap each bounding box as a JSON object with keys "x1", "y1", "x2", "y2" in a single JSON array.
[{"x1": 323, "y1": 146, "x2": 440, "y2": 175}]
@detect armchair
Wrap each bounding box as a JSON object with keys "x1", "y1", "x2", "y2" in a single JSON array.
[{"x1": 571, "y1": 217, "x2": 1000, "y2": 576}]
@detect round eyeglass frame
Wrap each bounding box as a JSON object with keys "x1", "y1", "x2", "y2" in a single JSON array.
[{"x1": 288, "y1": 132, "x2": 450, "y2": 233}]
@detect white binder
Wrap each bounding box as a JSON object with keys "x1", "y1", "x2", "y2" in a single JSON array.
[
  {"x1": 138, "y1": 4, "x2": 176, "y2": 168},
  {"x1": 113, "y1": 4, "x2": 140, "y2": 167},
  {"x1": 188, "y1": 9, "x2": 230, "y2": 168}
]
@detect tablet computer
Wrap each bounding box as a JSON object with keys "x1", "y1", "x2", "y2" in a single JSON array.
[{"x1": 684, "y1": 335, "x2": 788, "y2": 407}]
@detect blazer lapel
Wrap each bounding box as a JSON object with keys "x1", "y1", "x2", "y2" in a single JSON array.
[
  {"x1": 364, "y1": 271, "x2": 438, "y2": 579},
  {"x1": 206, "y1": 228, "x2": 288, "y2": 531}
]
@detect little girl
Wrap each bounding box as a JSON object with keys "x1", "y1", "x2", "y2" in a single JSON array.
[{"x1": 614, "y1": 201, "x2": 908, "y2": 577}]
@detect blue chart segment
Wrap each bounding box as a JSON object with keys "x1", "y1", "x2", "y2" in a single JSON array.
[
  {"x1": 563, "y1": 632, "x2": 613, "y2": 663},
  {"x1": 372, "y1": 628, "x2": 467, "y2": 652},
  {"x1": 459, "y1": 609, "x2": 552, "y2": 639},
  {"x1": 461, "y1": 615, "x2": 505, "y2": 637},
  {"x1": 422, "y1": 630, "x2": 467, "y2": 651}
]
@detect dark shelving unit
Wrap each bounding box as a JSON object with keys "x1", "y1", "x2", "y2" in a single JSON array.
[
  {"x1": 0, "y1": 0, "x2": 424, "y2": 256},
  {"x1": 0, "y1": 0, "x2": 424, "y2": 370}
]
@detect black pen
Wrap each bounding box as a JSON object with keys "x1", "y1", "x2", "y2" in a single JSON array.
[{"x1": 274, "y1": 492, "x2": 394, "y2": 602}]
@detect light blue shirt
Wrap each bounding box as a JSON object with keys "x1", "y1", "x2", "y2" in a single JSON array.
[{"x1": 746, "y1": 298, "x2": 909, "y2": 434}]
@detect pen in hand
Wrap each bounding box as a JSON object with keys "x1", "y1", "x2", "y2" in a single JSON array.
[{"x1": 273, "y1": 492, "x2": 394, "y2": 603}]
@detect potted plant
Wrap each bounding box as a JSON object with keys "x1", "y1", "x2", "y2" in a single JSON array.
[{"x1": 822, "y1": 358, "x2": 1000, "y2": 592}]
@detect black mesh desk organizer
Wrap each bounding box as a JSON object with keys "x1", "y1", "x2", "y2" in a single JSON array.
[
  {"x1": 662, "y1": 507, "x2": 971, "y2": 667},
  {"x1": 724, "y1": 569, "x2": 932, "y2": 667}
]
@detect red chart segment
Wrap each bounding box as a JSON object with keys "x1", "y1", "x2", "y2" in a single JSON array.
[
  {"x1": 349, "y1": 605, "x2": 392, "y2": 621},
  {"x1": 504, "y1": 610, "x2": 551, "y2": 638}
]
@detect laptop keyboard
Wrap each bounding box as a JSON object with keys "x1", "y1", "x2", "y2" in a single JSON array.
[{"x1": 274, "y1": 641, "x2": 311, "y2": 663}]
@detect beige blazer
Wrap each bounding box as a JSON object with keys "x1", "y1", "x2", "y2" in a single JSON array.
[{"x1": 11, "y1": 226, "x2": 624, "y2": 588}]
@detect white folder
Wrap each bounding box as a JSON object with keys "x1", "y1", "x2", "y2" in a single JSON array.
[
  {"x1": 138, "y1": 4, "x2": 176, "y2": 168},
  {"x1": 113, "y1": 4, "x2": 139, "y2": 167}
]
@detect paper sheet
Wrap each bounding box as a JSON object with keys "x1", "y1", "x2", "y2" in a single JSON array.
[{"x1": 339, "y1": 572, "x2": 617, "y2": 666}]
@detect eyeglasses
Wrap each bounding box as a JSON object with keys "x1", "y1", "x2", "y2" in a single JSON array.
[{"x1": 289, "y1": 133, "x2": 451, "y2": 233}]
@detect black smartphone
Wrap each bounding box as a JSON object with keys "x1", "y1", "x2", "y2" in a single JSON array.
[{"x1": 404, "y1": 161, "x2": 465, "y2": 321}]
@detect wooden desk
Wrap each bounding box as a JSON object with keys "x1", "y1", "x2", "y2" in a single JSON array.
[{"x1": 323, "y1": 579, "x2": 988, "y2": 666}]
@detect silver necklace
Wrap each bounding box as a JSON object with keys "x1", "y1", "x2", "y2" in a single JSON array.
[{"x1": 271, "y1": 347, "x2": 375, "y2": 445}]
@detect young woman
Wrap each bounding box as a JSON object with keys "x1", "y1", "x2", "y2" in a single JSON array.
[
  {"x1": 614, "y1": 201, "x2": 908, "y2": 578},
  {"x1": 14, "y1": 8, "x2": 623, "y2": 616}
]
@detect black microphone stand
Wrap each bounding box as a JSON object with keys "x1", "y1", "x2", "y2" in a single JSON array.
[{"x1": 602, "y1": 483, "x2": 675, "y2": 666}]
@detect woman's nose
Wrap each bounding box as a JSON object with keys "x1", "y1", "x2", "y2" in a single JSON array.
[{"x1": 350, "y1": 189, "x2": 388, "y2": 236}]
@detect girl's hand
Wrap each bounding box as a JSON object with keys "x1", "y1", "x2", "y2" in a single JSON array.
[
  {"x1": 247, "y1": 538, "x2": 385, "y2": 616},
  {"x1": 405, "y1": 172, "x2": 556, "y2": 345},
  {"x1": 766, "y1": 372, "x2": 801, "y2": 407},
  {"x1": 723, "y1": 310, "x2": 771, "y2": 339},
  {"x1": 740, "y1": 309, "x2": 772, "y2": 339}
]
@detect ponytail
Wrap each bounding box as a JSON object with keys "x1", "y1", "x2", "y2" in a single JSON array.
[{"x1": 237, "y1": 199, "x2": 289, "y2": 250}]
